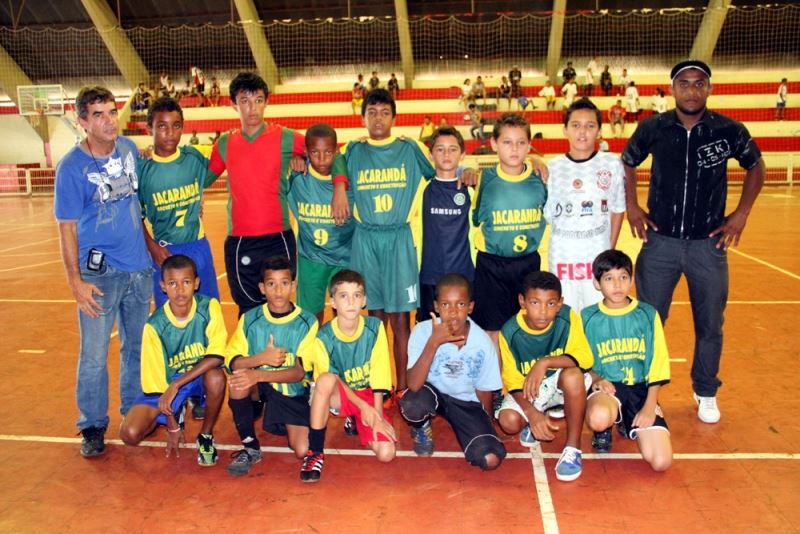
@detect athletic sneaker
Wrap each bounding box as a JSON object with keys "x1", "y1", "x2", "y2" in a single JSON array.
[
  {"x1": 190, "y1": 398, "x2": 205, "y2": 420},
  {"x1": 546, "y1": 405, "x2": 565, "y2": 419},
  {"x1": 227, "y1": 447, "x2": 262, "y2": 476},
  {"x1": 519, "y1": 425, "x2": 536, "y2": 447},
  {"x1": 555, "y1": 446, "x2": 582, "y2": 481},
  {"x1": 196, "y1": 434, "x2": 218, "y2": 467},
  {"x1": 533, "y1": 375, "x2": 558, "y2": 412},
  {"x1": 410, "y1": 420, "x2": 435, "y2": 456},
  {"x1": 300, "y1": 450, "x2": 325, "y2": 483},
  {"x1": 80, "y1": 426, "x2": 106, "y2": 458},
  {"x1": 491, "y1": 390, "x2": 504, "y2": 414},
  {"x1": 592, "y1": 429, "x2": 612, "y2": 452},
  {"x1": 343, "y1": 416, "x2": 358, "y2": 437},
  {"x1": 694, "y1": 393, "x2": 720, "y2": 424}
]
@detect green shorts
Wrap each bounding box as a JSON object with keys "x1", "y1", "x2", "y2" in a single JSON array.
[
  {"x1": 350, "y1": 224, "x2": 419, "y2": 313},
  {"x1": 297, "y1": 256, "x2": 343, "y2": 315}
]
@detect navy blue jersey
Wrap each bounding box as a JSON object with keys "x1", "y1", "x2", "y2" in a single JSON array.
[{"x1": 419, "y1": 178, "x2": 474, "y2": 285}]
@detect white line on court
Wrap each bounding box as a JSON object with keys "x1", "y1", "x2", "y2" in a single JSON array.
[
  {"x1": 0, "y1": 236, "x2": 59, "y2": 253},
  {"x1": 17, "y1": 349, "x2": 45, "y2": 354},
  {"x1": 217, "y1": 272, "x2": 227, "y2": 280},
  {"x1": 530, "y1": 443, "x2": 560, "y2": 534},
  {"x1": 0, "y1": 259, "x2": 62, "y2": 273},
  {"x1": 670, "y1": 358, "x2": 687, "y2": 363},
  {"x1": 0, "y1": 434, "x2": 798, "y2": 461},
  {"x1": 730, "y1": 248, "x2": 800, "y2": 282}
]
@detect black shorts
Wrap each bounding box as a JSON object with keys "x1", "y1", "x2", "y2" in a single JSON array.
[
  {"x1": 399, "y1": 383, "x2": 506, "y2": 467},
  {"x1": 597, "y1": 382, "x2": 668, "y2": 438},
  {"x1": 224, "y1": 230, "x2": 297, "y2": 315},
  {"x1": 258, "y1": 383, "x2": 310, "y2": 431},
  {"x1": 472, "y1": 250, "x2": 541, "y2": 331}
]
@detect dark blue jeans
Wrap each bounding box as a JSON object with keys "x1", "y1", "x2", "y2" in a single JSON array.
[{"x1": 635, "y1": 232, "x2": 728, "y2": 396}]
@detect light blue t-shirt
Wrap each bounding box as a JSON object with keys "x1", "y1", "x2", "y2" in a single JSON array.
[
  {"x1": 407, "y1": 317, "x2": 501, "y2": 403},
  {"x1": 54, "y1": 136, "x2": 150, "y2": 272}
]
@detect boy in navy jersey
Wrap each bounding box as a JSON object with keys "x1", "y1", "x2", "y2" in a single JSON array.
[
  {"x1": 119, "y1": 255, "x2": 227, "y2": 466},
  {"x1": 417, "y1": 127, "x2": 474, "y2": 321}
]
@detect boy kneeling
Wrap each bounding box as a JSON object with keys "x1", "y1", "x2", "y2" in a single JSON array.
[
  {"x1": 582, "y1": 250, "x2": 672, "y2": 471},
  {"x1": 496, "y1": 271, "x2": 593, "y2": 482},
  {"x1": 400, "y1": 273, "x2": 506, "y2": 470},
  {"x1": 119, "y1": 255, "x2": 227, "y2": 465}
]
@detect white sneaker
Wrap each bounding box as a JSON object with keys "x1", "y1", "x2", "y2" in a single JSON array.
[{"x1": 694, "y1": 393, "x2": 720, "y2": 424}]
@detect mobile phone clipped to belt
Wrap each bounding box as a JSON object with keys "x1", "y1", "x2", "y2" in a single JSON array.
[{"x1": 87, "y1": 248, "x2": 105, "y2": 272}]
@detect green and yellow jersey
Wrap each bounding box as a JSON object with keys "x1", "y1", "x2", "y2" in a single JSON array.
[
  {"x1": 499, "y1": 305, "x2": 593, "y2": 393},
  {"x1": 140, "y1": 294, "x2": 227, "y2": 394},
  {"x1": 314, "y1": 315, "x2": 392, "y2": 392},
  {"x1": 225, "y1": 304, "x2": 319, "y2": 397},
  {"x1": 287, "y1": 165, "x2": 355, "y2": 267},
  {"x1": 581, "y1": 298, "x2": 670, "y2": 386},
  {"x1": 137, "y1": 146, "x2": 213, "y2": 244},
  {"x1": 471, "y1": 162, "x2": 547, "y2": 257}
]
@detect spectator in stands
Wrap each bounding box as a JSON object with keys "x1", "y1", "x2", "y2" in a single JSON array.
[
  {"x1": 509, "y1": 65, "x2": 522, "y2": 95},
  {"x1": 468, "y1": 103, "x2": 486, "y2": 144},
  {"x1": 356, "y1": 73, "x2": 366, "y2": 93},
  {"x1": 651, "y1": 87, "x2": 668, "y2": 114},
  {"x1": 600, "y1": 65, "x2": 613, "y2": 96},
  {"x1": 180, "y1": 79, "x2": 193, "y2": 99},
  {"x1": 538, "y1": 80, "x2": 557, "y2": 110},
  {"x1": 587, "y1": 55, "x2": 599, "y2": 80},
  {"x1": 191, "y1": 66, "x2": 205, "y2": 95},
  {"x1": 351, "y1": 82, "x2": 366, "y2": 115},
  {"x1": 388, "y1": 73, "x2": 400, "y2": 99},
  {"x1": 622, "y1": 59, "x2": 765, "y2": 426},
  {"x1": 609, "y1": 99, "x2": 626, "y2": 137},
  {"x1": 209, "y1": 130, "x2": 220, "y2": 144},
  {"x1": 437, "y1": 117, "x2": 449, "y2": 131},
  {"x1": 562, "y1": 61, "x2": 576, "y2": 85},
  {"x1": 618, "y1": 68, "x2": 631, "y2": 95},
  {"x1": 460, "y1": 78, "x2": 474, "y2": 109},
  {"x1": 163, "y1": 77, "x2": 176, "y2": 98},
  {"x1": 55, "y1": 86, "x2": 152, "y2": 459},
  {"x1": 776, "y1": 78, "x2": 788, "y2": 121},
  {"x1": 584, "y1": 67, "x2": 594, "y2": 97},
  {"x1": 132, "y1": 82, "x2": 151, "y2": 112},
  {"x1": 159, "y1": 71, "x2": 169, "y2": 94},
  {"x1": 189, "y1": 130, "x2": 200, "y2": 145},
  {"x1": 209, "y1": 77, "x2": 221, "y2": 107},
  {"x1": 472, "y1": 76, "x2": 486, "y2": 106},
  {"x1": 419, "y1": 116, "x2": 435, "y2": 146},
  {"x1": 369, "y1": 71, "x2": 380, "y2": 92},
  {"x1": 598, "y1": 133, "x2": 610, "y2": 152},
  {"x1": 499, "y1": 76, "x2": 512, "y2": 108},
  {"x1": 562, "y1": 79, "x2": 578, "y2": 109},
  {"x1": 625, "y1": 81, "x2": 640, "y2": 122}
]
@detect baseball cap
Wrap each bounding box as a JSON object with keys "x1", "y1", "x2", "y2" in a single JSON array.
[{"x1": 670, "y1": 59, "x2": 712, "y2": 82}]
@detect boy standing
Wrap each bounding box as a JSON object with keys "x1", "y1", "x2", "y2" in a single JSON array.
[
  {"x1": 302, "y1": 270, "x2": 397, "y2": 482},
  {"x1": 582, "y1": 250, "x2": 672, "y2": 471},
  {"x1": 138, "y1": 97, "x2": 220, "y2": 309},
  {"x1": 776, "y1": 78, "x2": 788, "y2": 121},
  {"x1": 471, "y1": 113, "x2": 547, "y2": 346},
  {"x1": 609, "y1": 99, "x2": 626, "y2": 138},
  {"x1": 224, "y1": 256, "x2": 319, "y2": 476},
  {"x1": 400, "y1": 274, "x2": 506, "y2": 470},
  {"x1": 119, "y1": 255, "x2": 227, "y2": 465},
  {"x1": 417, "y1": 127, "x2": 474, "y2": 321},
  {"x1": 496, "y1": 271, "x2": 593, "y2": 482},
  {"x1": 331, "y1": 88, "x2": 436, "y2": 393},
  {"x1": 287, "y1": 124, "x2": 355, "y2": 324},
  {"x1": 545, "y1": 98, "x2": 625, "y2": 312}
]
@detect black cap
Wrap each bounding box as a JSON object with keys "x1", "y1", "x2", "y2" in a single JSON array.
[{"x1": 670, "y1": 59, "x2": 712, "y2": 82}]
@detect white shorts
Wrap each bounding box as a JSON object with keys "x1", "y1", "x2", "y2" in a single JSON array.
[{"x1": 496, "y1": 370, "x2": 592, "y2": 419}]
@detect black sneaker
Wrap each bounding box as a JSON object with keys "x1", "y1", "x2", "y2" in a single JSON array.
[
  {"x1": 491, "y1": 390, "x2": 504, "y2": 414},
  {"x1": 80, "y1": 426, "x2": 106, "y2": 458},
  {"x1": 592, "y1": 429, "x2": 613, "y2": 453},
  {"x1": 343, "y1": 416, "x2": 358, "y2": 437},
  {"x1": 300, "y1": 450, "x2": 325, "y2": 483},
  {"x1": 190, "y1": 397, "x2": 205, "y2": 420},
  {"x1": 227, "y1": 447, "x2": 262, "y2": 476}
]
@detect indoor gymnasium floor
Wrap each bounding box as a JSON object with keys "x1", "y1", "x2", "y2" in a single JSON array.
[{"x1": 0, "y1": 187, "x2": 798, "y2": 533}]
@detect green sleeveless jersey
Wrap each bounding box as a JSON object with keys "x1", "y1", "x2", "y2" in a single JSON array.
[
  {"x1": 314, "y1": 315, "x2": 392, "y2": 392},
  {"x1": 288, "y1": 166, "x2": 355, "y2": 266},
  {"x1": 581, "y1": 298, "x2": 670, "y2": 386},
  {"x1": 499, "y1": 306, "x2": 593, "y2": 393},
  {"x1": 472, "y1": 163, "x2": 547, "y2": 257},
  {"x1": 137, "y1": 146, "x2": 213, "y2": 244},
  {"x1": 140, "y1": 295, "x2": 228, "y2": 394},
  {"x1": 226, "y1": 304, "x2": 319, "y2": 398},
  {"x1": 342, "y1": 137, "x2": 435, "y2": 227}
]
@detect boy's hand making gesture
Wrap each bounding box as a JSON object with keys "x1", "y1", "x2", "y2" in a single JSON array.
[{"x1": 428, "y1": 312, "x2": 466, "y2": 348}]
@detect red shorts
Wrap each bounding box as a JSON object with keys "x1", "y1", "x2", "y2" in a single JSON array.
[{"x1": 336, "y1": 380, "x2": 393, "y2": 447}]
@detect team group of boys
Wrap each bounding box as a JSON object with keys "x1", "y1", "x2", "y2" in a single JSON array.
[{"x1": 110, "y1": 72, "x2": 672, "y2": 484}]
